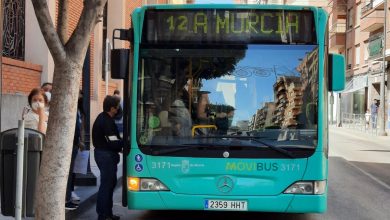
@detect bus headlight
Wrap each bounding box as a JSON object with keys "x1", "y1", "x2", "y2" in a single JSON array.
[
  {"x1": 283, "y1": 180, "x2": 326, "y2": 195},
  {"x1": 128, "y1": 177, "x2": 169, "y2": 191},
  {"x1": 140, "y1": 178, "x2": 169, "y2": 191}
]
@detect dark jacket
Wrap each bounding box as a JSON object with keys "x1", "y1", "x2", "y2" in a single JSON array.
[
  {"x1": 73, "y1": 111, "x2": 81, "y2": 146},
  {"x1": 215, "y1": 117, "x2": 229, "y2": 135},
  {"x1": 92, "y1": 112, "x2": 123, "y2": 152}
]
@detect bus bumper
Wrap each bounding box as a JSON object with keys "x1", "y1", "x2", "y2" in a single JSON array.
[{"x1": 128, "y1": 192, "x2": 327, "y2": 213}]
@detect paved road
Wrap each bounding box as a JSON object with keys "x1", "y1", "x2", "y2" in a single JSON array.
[{"x1": 68, "y1": 127, "x2": 390, "y2": 220}]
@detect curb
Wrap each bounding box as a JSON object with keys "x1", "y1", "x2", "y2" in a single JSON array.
[
  {"x1": 66, "y1": 150, "x2": 124, "y2": 219},
  {"x1": 330, "y1": 125, "x2": 390, "y2": 143}
]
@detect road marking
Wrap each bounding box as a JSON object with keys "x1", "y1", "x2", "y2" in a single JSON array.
[{"x1": 346, "y1": 160, "x2": 390, "y2": 190}]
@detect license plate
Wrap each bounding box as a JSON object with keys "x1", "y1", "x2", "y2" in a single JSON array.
[{"x1": 204, "y1": 199, "x2": 248, "y2": 211}]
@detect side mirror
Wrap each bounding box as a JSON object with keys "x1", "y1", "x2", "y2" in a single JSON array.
[
  {"x1": 111, "y1": 49, "x2": 129, "y2": 79},
  {"x1": 111, "y1": 29, "x2": 133, "y2": 79},
  {"x1": 329, "y1": 54, "x2": 345, "y2": 91}
]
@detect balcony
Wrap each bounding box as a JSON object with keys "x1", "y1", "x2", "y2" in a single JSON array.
[
  {"x1": 362, "y1": 0, "x2": 384, "y2": 15},
  {"x1": 361, "y1": 10, "x2": 384, "y2": 32},
  {"x1": 373, "y1": 0, "x2": 385, "y2": 9},
  {"x1": 362, "y1": 1, "x2": 373, "y2": 14},
  {"x1": 329, "y1": 21, "x2": 346, "y2": 49},
  {"x1": 330, "y1": 20, "x2": 346, "y2": 34},
  {"x1": 330, "y1": 34, "x2": 346, "y2": 49}
]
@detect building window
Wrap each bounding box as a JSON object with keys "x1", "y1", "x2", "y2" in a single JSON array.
[
  {"x1": 364, "y1": 41, "x2": 369, "y2": 63},
  {"x1": 355, "y1": 45, "x2": 360, "y2": 66},
  {"x1": 143, "y1": 0, "x2": 158, "y2": 5},
  {"x1": 362, "y1": 0, "x2": 373, "y2": 15},
  {"x1": 347, "y1": 48, "x2": 352, "y2": 69},
  {"x1": 356, "y1": 4, "x2": 361, "y2": 26},
  {"x1": 2, "y1": 0, "x2": 25, "y2": 60},
  {"x1": 347, "y1": 8, "x2": 353, "y2": 29}
]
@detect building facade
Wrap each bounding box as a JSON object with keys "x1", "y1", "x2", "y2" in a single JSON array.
[
  {"x1": 329, "y1": 0, "x2": 390, "y2": 132},
  {"x1": 3, "y1": 1, "x2": 388, "y2": 132},
  {"x1": 237, "y1": 0, "x2": 390, "y2": 133},
  {"x1": 1, "y1": 0, "x2": 191, "y2": 132}
]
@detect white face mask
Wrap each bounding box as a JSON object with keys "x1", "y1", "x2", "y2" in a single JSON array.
[
  {"x1": 45, "y1": 92, "x2": 51, "y2": 102},
  {"x1": 31, "y1": 102, "x2": 45, "y2": 111}
]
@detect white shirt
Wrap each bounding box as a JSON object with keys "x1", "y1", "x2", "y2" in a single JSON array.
[
  {"x1": 365, "y1": 112, "x2": 371, "y2": 122},
  {"x1": 24, "y1": 109, "x2": 48, "y2": 133}
]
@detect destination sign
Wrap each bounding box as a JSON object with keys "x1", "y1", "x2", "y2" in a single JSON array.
[{"x1": 143, "y1": 9, "x2": 316, "y2": 44}]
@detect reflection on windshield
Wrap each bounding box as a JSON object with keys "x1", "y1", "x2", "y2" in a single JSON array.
[{"x1": 137, "y1": 45, "x2": 318, "y2": 153}]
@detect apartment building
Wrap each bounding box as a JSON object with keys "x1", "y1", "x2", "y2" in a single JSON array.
[
  {"x1": 1, "y1": 0, "x2": 192, "y2": 132},
  {"x1": 329, "y1": 0, "x2": 390, "y2": 131},
  {"x1": 243, "y1": 0, "x2": 327, "y2": 6},
  {"x1": 238, "y1": 0, "x2": 389, "y2": 131},
  {"x1": 1, "y1": 0, "x2": 192, "y2": 186}
]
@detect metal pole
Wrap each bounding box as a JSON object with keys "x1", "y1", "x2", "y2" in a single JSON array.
[
  {"x1": 273, "y1": 65, "x2": 277, "y2": 81},
  {"x1": 0, "y1": 0, "x2": 3, "y2": 133},
  {"x1": 15, "y1": 120, "x2": 25, "y2": 220},
  {"x1": 105, "y1": 38, "x2": 110, "y2": 96},
  {"x1": 337, "y1": 93, "x2": 342, "y2": 127},
  {"x1": 379, "y1": 0, "x2": 388, "y2": 136},
  {"x1": 330, "y1": 93, "x2": 334, "y2": 124}
]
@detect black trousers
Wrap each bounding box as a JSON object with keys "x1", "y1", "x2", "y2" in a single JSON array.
[
  {"x1": 66, "y1": 146, "x2": 79, "y2": 202},
  {"x1": 94, "y1": 149, "x2": 119, "y2": 218}
]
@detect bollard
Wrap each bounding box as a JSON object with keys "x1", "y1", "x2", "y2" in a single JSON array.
[{"x1": 15, "y1": 120, "x2": 25, "y2": 220}]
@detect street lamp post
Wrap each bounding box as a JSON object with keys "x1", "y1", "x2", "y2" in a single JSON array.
[{"x1": 379, "y1": 0, "x2": 388, "y2": 136}]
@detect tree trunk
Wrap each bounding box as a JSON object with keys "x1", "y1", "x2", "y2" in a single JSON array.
[
  {"x1": 30, "y1": 1, "x2": 107, "y2": 218},
  {"x1": 35, "y1": 59, "x2": 82, "y2": 219},
  {"x1": 57, "y1": 0, "x2": 69, "y2": 45}
]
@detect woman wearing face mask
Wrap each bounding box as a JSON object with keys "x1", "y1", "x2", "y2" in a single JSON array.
[{"x1": 23, "y1": 88, "x2": 49, "y2": 134}]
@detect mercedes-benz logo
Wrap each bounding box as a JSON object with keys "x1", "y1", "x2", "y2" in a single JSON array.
[{"x1": 216, "y1": 176, "x2": 234, "y2": 193}]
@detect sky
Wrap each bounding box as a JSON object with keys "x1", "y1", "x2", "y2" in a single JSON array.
[{"x1": 201, "y1": 45, "x2": 317, "y2": 125}]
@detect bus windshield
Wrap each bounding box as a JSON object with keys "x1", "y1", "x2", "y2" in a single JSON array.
[{"x1": 136, "y1": 44, "x2": 318, "y2": 158}]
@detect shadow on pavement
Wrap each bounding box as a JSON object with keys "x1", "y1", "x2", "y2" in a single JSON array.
[{"x1": 137, "y1": 210, "x2": 320, "y2": 220}]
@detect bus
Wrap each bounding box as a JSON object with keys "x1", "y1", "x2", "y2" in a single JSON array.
[{"x1": 110, "y1": 4, "x2": 345, "y2": 213}]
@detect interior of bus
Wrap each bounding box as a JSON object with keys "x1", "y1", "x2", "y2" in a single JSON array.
[{"x1": 136, "y1": 45, "x2": 319, "y2": 157}]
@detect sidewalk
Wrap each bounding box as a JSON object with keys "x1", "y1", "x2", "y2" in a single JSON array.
[
  {"x1": 0, "y1": 149, "x2": 123, "y2": 220},
  {"x1": 330, "y1": 124, "x2": 390, "y2": 145},
  {"x1": 329, "y1": 125, "x2": 390, "y2": 164},
  {"x1": 66, "y1": 148, "x2": 123, "y2": 219}
]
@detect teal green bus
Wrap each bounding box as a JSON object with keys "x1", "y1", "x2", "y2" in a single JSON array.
[{"x1": 111, "y1": 4, "x2": 345, "y2": 214}]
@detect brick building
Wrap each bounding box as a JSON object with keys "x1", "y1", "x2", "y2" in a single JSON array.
[
  {"x1": 272, "y1": 76, "x2": 302, "y2": 128},
  {"x1": 1, "y1": 0, "x2": 191, "y2": 131},
  {"x1": 329, "y1": 0, "x2": 390, "y2": 132},
  {"x1": 250, "y1": 102, "x2": 275, "y2": 130}
]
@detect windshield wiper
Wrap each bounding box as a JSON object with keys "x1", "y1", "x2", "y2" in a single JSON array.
[
  {"x1": 248, "y1": 138, "x2": 296, "y2": 158},
  {"x1": 150, "y1": 143, "x2": 225, "y2": 155},
  {"x1": 195, "y1": 135, "x2": 267, "y2": 139},
  {"x1": 150, "y1": 136, "x2": 299, "y2": 158},
  {"x1": 195, "y1": 136, "x2": 295, "y2": 158}
]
